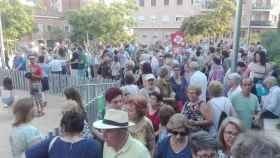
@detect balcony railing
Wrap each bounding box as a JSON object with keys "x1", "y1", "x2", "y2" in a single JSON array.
[
  {"x1": 193, "y1": 1, "x2": 216, "y2": 10},
  {"x1": 252, "y1": 3, "x2": 272, "y2": 10},
  {"x1": 250, "y1": 20, "x2": 272, "y2": 26}
]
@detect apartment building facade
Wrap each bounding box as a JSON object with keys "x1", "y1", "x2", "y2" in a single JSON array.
[
  {"x1": 133, "y1": 0, "x2": 214, "y2": 44},
  {"x1": 133, "y1": 0, "x2": 280, "y2": 44},
  {"x1": 241, "y1": 0, "x2": 280, "y2": 37},
  {"x1": 30, "y1": 0, "x2": 83, "y2": 46}
]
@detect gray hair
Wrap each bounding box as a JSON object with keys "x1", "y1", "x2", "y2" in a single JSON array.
[
  {"x1": 189, "y1": 131, "x2": 218, "y2": 155},
  {"x1": 208, "y1": 81, "x2": 224, "y2": 97},
  {"x1": 189, "y1": 61, "x2": 200, "y2": 71},
  {"x1": 263, "y1": 76, "x2": 278, "y2": 87},
  {"x1": 228, "y1": 73, "x2": 241, "y2": 85},
  {"x1": 231, "y1": 131, "x2": 280, "y2": 158}
]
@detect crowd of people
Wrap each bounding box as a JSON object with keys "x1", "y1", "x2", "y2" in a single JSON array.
[{"x1": 6, "y1": 39, "x2": 280, "y2": 158}]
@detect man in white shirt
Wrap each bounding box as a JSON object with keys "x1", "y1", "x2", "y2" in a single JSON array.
[
  {"x1": 49, "y1": 55, "x2": 64, "y2": 73},
  {"x1": 189, "y1": 61, "x2": 208, "y2": 101},
  {"x1": 261, "y1": 76, "x2": 280, "y2": 119}
]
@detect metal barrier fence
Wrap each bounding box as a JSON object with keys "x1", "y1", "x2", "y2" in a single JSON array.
[
  {"x1": 0, "y1": 69, "x2": 120, "y2": 135},
  {"x1": 0, "y1": 69, "x2": 117, "y2": 95},
  {"x1": 77, "y1": 81, "x2": 121, "y2": 125},
  {"x1": 46, "y1": 81, "x2": 120, "y2": 137}
]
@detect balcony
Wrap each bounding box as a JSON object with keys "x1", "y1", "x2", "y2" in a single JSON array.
[
  {"x1": 250, "y1": 20, "x2": 272, "y2": 26},
  {"x1": 252, "y1": 3, "x2": 272, "y2": 10},
  {"x1": 193, "y1": 0, "x2": 216, "y2": 10}
]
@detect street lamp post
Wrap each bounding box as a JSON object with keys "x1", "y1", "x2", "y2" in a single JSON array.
[
  {"x1": 0, "y1": 12, "x2": 6, "y2": 68},
  {"x1": 231, "y1": 0, "x2": 243, "y2": 72}
]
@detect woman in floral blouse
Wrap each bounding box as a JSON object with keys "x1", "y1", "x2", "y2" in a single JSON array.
[{"x1": 182, "y1": 85, "x2": 213, "y2": 130}]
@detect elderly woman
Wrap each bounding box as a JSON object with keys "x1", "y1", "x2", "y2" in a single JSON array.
[
  {"x1": 155, "y1": 113, "x2": 192, "y2": 158},
  {"x1": 182, "y1": 85, "x2": 213, "y2": 130},
  {"x1": 124, "y1": 95, "x2": 155, "y2": 155},
  {"x1": 189, "y1": 131, "x2": 218, "y2": 158},
  {"x1": 26, "y1": 111, "x2": 101, "y2": 158},
  {"x1": 218, "y1": 117, "x2": 245, "y2": 158},
  {"x1": 231, "y1": 131, "x2": 280, "y2": 158},
  {"x1": 207, "y1": 81, "x2": 236, "y2": 138}
]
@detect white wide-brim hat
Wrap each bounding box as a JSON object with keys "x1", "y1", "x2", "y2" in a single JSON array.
[
  {"x1": 144, "y1": 73, "x2": 156, "y2": 81},
  {"x1": 93, "y1": 109, "x2": 135, "y2": 129}
]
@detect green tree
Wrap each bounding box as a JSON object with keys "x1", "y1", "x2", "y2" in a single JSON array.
[
  {"x1": 0, "y1": 0, "x2": 33, "y2": 54},
  {"x1": 259, "y1": 31, "x2": 280, "y2": 78},
  {"x1": 66, "y1": 0, "x2": 137, "y2": 45},
  {"x1": 180, "y1": 0, "x2": 235, "y2": 41}
]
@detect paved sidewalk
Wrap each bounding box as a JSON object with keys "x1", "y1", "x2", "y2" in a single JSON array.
[{"x1": 0, "y1": 90, "x2": 66, "y2": 157}]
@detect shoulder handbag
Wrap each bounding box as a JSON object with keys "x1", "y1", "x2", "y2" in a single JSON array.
[
  {"x1": 48, "y1": 136, "x2": 59, "y2": 153},
  {"x1": 217, "y1": 100, "x2": 228, "y2": 129}
]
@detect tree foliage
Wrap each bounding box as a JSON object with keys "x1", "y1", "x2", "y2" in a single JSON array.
[
  {"x1": 66, "y1": 0, "x2": 137, "y2": 45},
  {"x1": 260, "y1": 31, "x2": 280, "y2": 75},
  {"x1": 0, "y1": 0, "x2": 33, "y2": 51},
  {"x1": 180, "y1": 0, "x2": 235, "y2": 41}
]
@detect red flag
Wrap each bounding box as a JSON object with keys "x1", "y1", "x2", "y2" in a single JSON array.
[{"x1": 171, "y1": 32, "x2": 186, "y2": 47}]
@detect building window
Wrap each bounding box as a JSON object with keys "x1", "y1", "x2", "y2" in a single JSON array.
[
  {"x1": 164, "y1": 0, "x2": 169, "y2": 6},
  {"x1": 162, "y1": 16, "x2": 169, "y2": 22},
  {"x1": 142, "y1": 34, "x2": 147, "y2": 38},
  {"x1": 37, "y1": 24, "x2": 44, "y2": 33},
  {"x1": 151, "y1": 0, "x2": 156, "y2": 7},
  {"x1": 151, "y1": 16, "x2": 157, "y2": 22},
  {"x1": 177, "y1": 0, "x2": 183, "y2": 5},
  {"x1": 175, "y1": 16, "x2": 184, "y2": 22},
  {"x1": 138, "y1": 16, "x2": 145, "y2": 22},
  {"x1": 47, "y1": 25, "x2": 52, "y2": 32},
  {"x1": 139, "y1": 0, "x2": 144, "y2": 7}
]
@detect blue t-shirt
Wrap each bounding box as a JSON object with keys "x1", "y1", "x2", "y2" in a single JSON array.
[
  {"x1": 155, "y1": 136, "x2": 192, "y2": 158},
  {"x1": 25, "y1": 137, "x2": 101, "y2": 158},
  {"x1": 13, "y1": 57, "x2": 26, "y2": 71},
  {"x1": 39, "y1": 63, "x2": 50, "y2": 77}
]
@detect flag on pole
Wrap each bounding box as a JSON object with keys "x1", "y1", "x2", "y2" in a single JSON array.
[{"x1": 171, "y1": 32, "x2": 186, "y2": 47}]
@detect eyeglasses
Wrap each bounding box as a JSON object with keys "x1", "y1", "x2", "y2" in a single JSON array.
[
  {"x1": 224, "y1": 130, "x2": 239, "y2": 137},
  {"x1": 169, "y1": 130, "x2": 188, "y2": 136}
]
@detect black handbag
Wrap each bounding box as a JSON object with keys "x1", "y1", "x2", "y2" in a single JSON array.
[
  {"x1": 218, "y1": 111, "x2": 228, "y2": 129},
  {"x1": 217, "y1": 101, "x2": 228, "y2": 129}
]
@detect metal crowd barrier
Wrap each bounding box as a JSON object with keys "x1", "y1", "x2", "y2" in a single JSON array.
[
  {"x1": 77, "y1": 81, "x2": 121, "y2": 125},
  {"x1": 0, "y1": 69, "x2": 120, "y2": 134},
  {"x1": 47, "y1": 81, "x2": 120, "y2": 137},
  {"x1": 0, "y1": 69, "x2": 117, "y2": 96}
]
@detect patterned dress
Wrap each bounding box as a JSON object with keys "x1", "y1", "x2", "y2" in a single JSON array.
[{"x1": 182, "y1": 101, "x2": 205, "y2": 121}]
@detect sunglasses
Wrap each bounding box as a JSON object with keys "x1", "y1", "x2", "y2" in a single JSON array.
[{"x1": 169, "y1": 130, "x2": 188, "y2": 136}]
